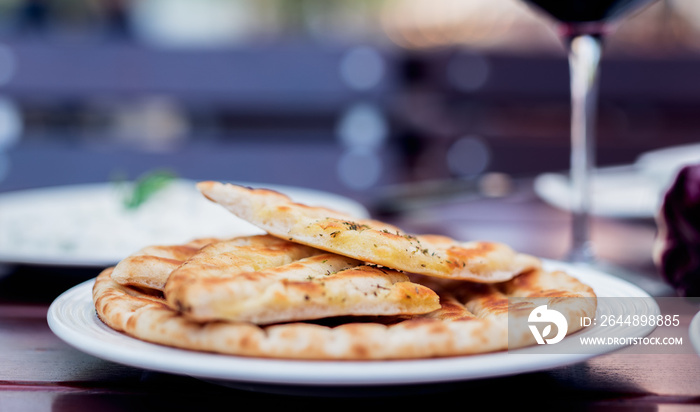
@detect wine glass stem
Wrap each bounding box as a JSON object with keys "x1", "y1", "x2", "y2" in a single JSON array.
[{"x1": 566, "y1": 34, "x2": 602, "y2": 263}]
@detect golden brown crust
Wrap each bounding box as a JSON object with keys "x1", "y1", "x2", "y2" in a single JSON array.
[
  {"x1": 162, "y1": 237, "x2": 441, "y2": 324},
  {"x1": 196, "y1": 181, "x2": 541, "y2": 283},
  {"x1": 163, "y1": 235, "x2": 321, "y2": 311},
  {"x1": 93, "y1": 265, "x2": 597, "y2": 360},
  {"x1": 93, "y1": 182, "x2": 597, "y2": 360},
  {"x1": 110, "y1": 237, "x2": 221, "y2": 291}
]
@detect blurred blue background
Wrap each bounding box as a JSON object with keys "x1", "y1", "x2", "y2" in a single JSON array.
[{"x1": 0, "y1": 0, "x2": 698, "y2": 204}]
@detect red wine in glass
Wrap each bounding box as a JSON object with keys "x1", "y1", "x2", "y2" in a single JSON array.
[
  {"x1": 521, "y1": 0, "x2": 657, "y2": 263},
  {"x1": 525, "y1": 0, "x2": 655, "y2": 24}
]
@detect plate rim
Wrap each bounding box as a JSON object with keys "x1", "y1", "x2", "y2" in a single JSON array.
[
  {"x1": 47, "y1": 259, "x2": 660, "y2": 387},
  {"x1": 533, "y1": 169, "x2": 660, "y2": 219}
]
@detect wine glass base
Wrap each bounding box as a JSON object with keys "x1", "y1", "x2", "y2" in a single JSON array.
[{"x1": 564, "y1": 244, "x2": 596, "y2": 265}]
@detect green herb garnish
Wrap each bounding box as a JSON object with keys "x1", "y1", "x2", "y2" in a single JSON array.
[{"x1": 122, "y1": 170, "x2": 177, "y2": 209}]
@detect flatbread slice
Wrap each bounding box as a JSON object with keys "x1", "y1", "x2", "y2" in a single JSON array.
[
  {"x1": 112, "y1": 235, "x2": 319, "y2": 292},
  {"x1": 196, "y1": 181, "x2": 540, "y2": 283},
  {"x1": 163, "y1": 237, "x2": 441, "y2": 324},
  {"x1": 93, "y1": 267, "x2": 596, "y2": 360},
  {"x1": 110, "y1": 237, "x2": 220, "y2": 291}
]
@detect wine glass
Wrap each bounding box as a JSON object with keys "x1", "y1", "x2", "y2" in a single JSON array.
[{"x1": 520, "y1": 0, "x2": 667, "y2": 291}]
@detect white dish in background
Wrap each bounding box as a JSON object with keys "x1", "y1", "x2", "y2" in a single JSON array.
[
  {"x1": 0, "y1": 180, "x2": 369, "y2": 267},
  {"x1": 635, "y1": 143, "x2": 700, "y2": 192},
  {"x1": 533, "y1": 165, "x2": 662, "y2": 219},
  {"x1": 535, "y1": 144, "x2": 700, "y2": 219},
  {"x1": 47, "y1": 259, "x2": 658, "y2": 394}
]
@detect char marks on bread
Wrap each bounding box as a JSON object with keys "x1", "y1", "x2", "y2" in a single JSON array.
[
  {"x1": 196, "y1": 181, "x2": 541, "y2": 283},
  {"x1": 91, "y1": 180, "x2": 597, "y2": 360}
]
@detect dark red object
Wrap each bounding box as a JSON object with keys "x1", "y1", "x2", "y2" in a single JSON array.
[{"x1": 654, "y1": 163, "x2": 700, "y2": 296}]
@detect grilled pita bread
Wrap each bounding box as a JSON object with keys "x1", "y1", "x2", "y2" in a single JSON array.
[
  {"x1": 110, "y1": 237, "x2": 220, "y2": 291},
  {"x1": 93, "y1": 266, "x2": 596, "y2": 360},
  {"x1": 162, "y1": 236, "x2": 441, "y2": 324},
  {"x1": 196, "y1": 181, "x2": 540, "y2": 283},
  {"x1": 112, "y1": 234, "x2": 320, "y2": 293}
]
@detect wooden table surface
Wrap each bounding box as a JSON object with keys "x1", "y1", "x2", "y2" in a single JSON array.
[{"x1": 1, "y1": 178, "x2": 699, "y2": 411}]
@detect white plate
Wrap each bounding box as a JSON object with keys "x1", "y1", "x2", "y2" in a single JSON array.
[
  {"x1": 533, "y1": 166, "x2": 661, "y2": 218},
  {"x1": 635, "y1": 143, "x2": 700, "y2": 191},
  {"x1": 0, "y1": 181, "x2": 369, "y2": 267},
  {"x1": 47, "y1": 260, "x2": 658, "y2": 392},
  {"x1": 535, "y1": 143, "x2": 700, "y2": 219},
  {"x1": 690, "y1": 310, "x2": 700, "y2": 357}
]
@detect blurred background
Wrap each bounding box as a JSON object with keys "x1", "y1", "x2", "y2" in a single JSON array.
[{"x1": 0, "y1": 0, "x2": 698, "y2": 205}]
